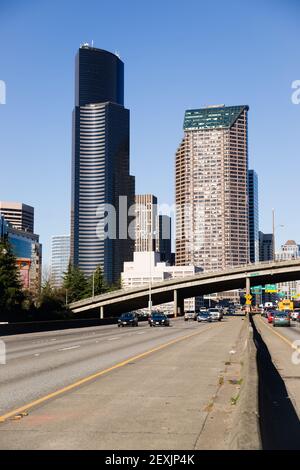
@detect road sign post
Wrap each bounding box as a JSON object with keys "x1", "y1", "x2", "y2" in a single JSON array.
[{"x1": 245, "y1": 277, "x2": 251, "y2": 314}]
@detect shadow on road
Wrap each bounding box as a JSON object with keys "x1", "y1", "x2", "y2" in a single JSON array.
[{"x1": 250, "y1": 315, "x2": 300, "y2": 450}]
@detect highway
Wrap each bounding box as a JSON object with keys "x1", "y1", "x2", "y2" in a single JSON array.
[{"x1": 0, "y1": 316, "x2": 247, "y2": 450}]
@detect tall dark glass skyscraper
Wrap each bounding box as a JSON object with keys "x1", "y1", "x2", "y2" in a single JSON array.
[
  {"x1": 248, "y1": 169, "x2": 259, "y2": 263},
  {"x1": 71, "y1": 45, "x2": 135, "y2": 283}
]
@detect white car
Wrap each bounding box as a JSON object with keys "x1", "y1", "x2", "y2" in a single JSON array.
[
  {"x1": 291, "y1": 309, "x2": 300, "y2": 321},
  {"x1": 184, "y1": 310, "x2": 197, "y2": 321},
  {"x1": 208, "y1": 308, "x2": 222, "y2": 321}
]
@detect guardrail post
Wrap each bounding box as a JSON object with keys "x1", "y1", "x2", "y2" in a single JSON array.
[{"x1": 100, "y1": 306, "x2": 104, "y2": 319}]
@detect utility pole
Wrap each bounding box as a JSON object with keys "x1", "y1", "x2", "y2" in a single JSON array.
[
  {"x1": 272, "y1": 208, "x2": 275, "y2": 262},
  {"x1": 148, "y1": 225, "x2": 156, "y2": 316}
]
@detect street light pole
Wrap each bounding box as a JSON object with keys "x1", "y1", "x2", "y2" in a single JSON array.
[
  {"x1": 148, "y1": 229, "x2": 153, "y2": 317},
  {"x1": 272, "y1": 208, "x2": 275, "y2": 262},
  {"x1": 272, "y1": 209, "x2": 284, "y2": 263}
]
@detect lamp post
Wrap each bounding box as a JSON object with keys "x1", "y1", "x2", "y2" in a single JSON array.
[
  {"x1": 272, "y1": 208, "x2": 284, "y2": 262},
  {"x1": 148, "y1": 228, "x2": 156, "y2": 317}
]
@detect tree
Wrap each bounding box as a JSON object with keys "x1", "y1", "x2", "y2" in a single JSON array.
[
  {"x1": 110, "y1": 277, "x2": 122, "y2": 291},
  {"x1": 63, "y1": 263, "x2": 89, "y2": 303},
  {"x1": 36, "y1": 280, "x2": 70, "y2": 319},
  {"x1": 88, "y1": 265, "x2": 108, "y2": 297},
  {"x1": 0, "y1": 238, "x2": 24, "y2": 317}
]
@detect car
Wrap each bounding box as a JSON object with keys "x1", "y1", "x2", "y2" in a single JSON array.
[
  {"x1": 291, "y1": 309, "x2": 300, "y2": 321},
  {"x1": 226, "y1": 307, "x2": 235, "y2": 315},
  {"x1": 118, "y1": 312, "x2": 138, "y2": 327},
  {"x1": 267, "y1": 311, "x2": 275, "y2": 324},
  {"x1": 272, "y1": 311, "x2": 290, "y2": 327},
  {"x1": 148, "y1": 312, "x2": 170, "y2": 327},
  {"x1": 208, "y1": 308, "x2": 222, "y2": 321},
  {"x1": 197, "y1": 312, "x2": 212, "y2": 323},
  {"x1": 184, "y1": 310, "x2": 197, "y2": 321}
]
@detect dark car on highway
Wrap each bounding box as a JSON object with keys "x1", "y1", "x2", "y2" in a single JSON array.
[
  {"x1": 272, "y1": 311, "x2": 290, "y2": 327},
  {"x1": 118, "y1": 312, "x2": 138, "y2": 327},
  {"x1": 148, "y1": 312, "x2": 170, "y2": 327}
]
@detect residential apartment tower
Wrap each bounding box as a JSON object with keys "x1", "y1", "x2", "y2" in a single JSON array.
[{"x1": 175, "y1": 105, "x2": 249, "y2": 274}]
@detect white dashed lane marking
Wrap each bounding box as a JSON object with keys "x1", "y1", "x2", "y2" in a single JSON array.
[{"x1": 58, "y1": 345, "x2": 81, "y2": 351}]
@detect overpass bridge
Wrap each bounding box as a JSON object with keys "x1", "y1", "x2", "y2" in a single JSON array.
[{"x1": 69, "y1": 259, "x2": 300, "y2": 317}]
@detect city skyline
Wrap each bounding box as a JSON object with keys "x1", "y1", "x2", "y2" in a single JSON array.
[{"x1": 0, "y1": 0, "x2": 299, "y2": 267}]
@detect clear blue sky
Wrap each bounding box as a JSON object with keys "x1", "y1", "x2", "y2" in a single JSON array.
[{"x1": 0, "y1": 0, "x2": 299, "y2": 266}]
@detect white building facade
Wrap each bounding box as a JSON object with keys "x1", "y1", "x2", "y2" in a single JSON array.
[
  {"x1": 121, "y1": 251, "x2": 202, "y2": 312},
  {"x1": 276, "y1": 240, "x2": 300, "y2": 299}
]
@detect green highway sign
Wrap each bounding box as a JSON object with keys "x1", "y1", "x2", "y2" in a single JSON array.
[
  {"x1": 264, "y1": 284, "x2": 277, "y2": 293},
  {"x1": 265, "y1": 284, "x2": 276, "y2": 290}
]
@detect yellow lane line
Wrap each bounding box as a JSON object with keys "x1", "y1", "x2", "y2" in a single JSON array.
[
  {"x1": 257, "y1": 316, "x2": 300, "y2": 349},
  {"x1": 0, "y1": 324, "x2": 215, "y2": 423}
]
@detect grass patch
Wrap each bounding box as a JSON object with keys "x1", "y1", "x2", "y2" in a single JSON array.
[
  {"x1": 203, "y1": 402, "x2": 214, "y2": 412},
  {"x1": 230, "y1": 393, "x2": 240, "y2": 405},
  {"x1": 229, "y1": 378, "x2": 243, "y2": 385}
]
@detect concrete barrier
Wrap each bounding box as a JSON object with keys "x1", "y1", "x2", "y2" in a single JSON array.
[{"x1": 228, "y1": 317, "x2": 262, "y2": 450}]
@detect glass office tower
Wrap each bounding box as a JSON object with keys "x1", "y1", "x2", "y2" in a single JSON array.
[
  {"x1": 71, "y1": 45, "x2": 135, "y2": 283},
  {"x1": 248, "y1": 170, "x2": 259, "y2": 263},
  {"x1": 51, "y1": 235, "x2": 70, "y2": 288}
]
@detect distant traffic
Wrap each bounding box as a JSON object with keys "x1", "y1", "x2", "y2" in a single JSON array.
[{"x1": 116, "y1": 304, "x2": 245, "y2": 328}]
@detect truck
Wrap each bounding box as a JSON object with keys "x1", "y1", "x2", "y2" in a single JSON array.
[{"x1": 278, "y1": 299, "x2": 293, "y2": 312}]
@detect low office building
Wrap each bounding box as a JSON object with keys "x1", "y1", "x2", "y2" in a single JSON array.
[
  {"x1": 276, "y1": 240, "x2": 300, "y2": 300},
  {"x1": 121, "y1": 251, "x2": 202, "y2": 312},
  {"x1": 0, "y1": 214, "x2": 42, "y2": 293}
]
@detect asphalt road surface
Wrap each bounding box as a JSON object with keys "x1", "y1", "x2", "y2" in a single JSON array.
[{"x1": 0, "y1": 316, "x2": 246, "y2": 450}]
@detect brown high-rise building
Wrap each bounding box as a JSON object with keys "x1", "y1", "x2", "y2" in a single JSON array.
[
  {"x1": 175, "y1": 105, "x2": 249, "y2": 274},
  {"x1": 0, "y1": 201, "x2": 34, "y2": 233},
  {"x1": 135, "y1": 194, "x2": 157, "y2": 252}
]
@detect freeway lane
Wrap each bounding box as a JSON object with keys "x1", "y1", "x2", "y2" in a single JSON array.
[
  {"x1": 0, "y1": 316, "x2": 247, "y2": 450},
  {"x1": 1, "y1": 318, "x2": 218, "y2": 416}
]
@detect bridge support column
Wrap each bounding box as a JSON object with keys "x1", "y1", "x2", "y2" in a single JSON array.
[
  {"x1": 174, "y1": 289, "x2": 184, "y2": 317},
  {"x1": 100, "y1": 306, "x2": 104, "y2": 319}
]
